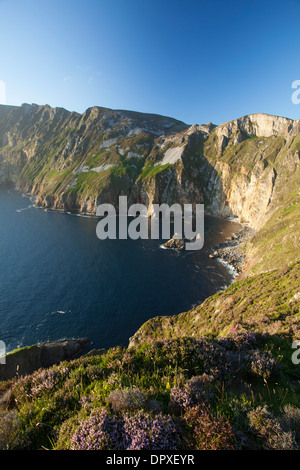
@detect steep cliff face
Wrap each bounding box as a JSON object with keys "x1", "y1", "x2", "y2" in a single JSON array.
[
  {"x1": 200, "y1": 114, "x2": 300, "y2": 227},
  {"x1": 0, "y1": 103, "x2": 193, "y2": 212},
  {"x1": 0, "y1": 104, "x2": 299, "y2": 274}
]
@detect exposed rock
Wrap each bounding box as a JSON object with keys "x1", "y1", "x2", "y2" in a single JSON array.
[
  {"x1": 210, "y1": 226, "x2": 255, "y2": 275},
  {"x1": 0, "y1": 338, "x2": 91, "y2": 381},
  {"x1": 83, "y1": 348, "x2": 106, "y2": 357},
  {"x1": 163, "y1": 234, "x2": 185, "y2": 251}
]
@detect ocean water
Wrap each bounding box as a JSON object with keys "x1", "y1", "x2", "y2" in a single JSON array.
[{"x1": 0, "y1": 185, "x2": 241, "y2": 353}]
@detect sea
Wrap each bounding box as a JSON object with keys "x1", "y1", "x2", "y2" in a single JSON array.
[{"x1": 0, "y1": 184, "x2": 241, "y2": 353}]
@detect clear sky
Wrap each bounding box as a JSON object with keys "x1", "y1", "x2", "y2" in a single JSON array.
[{"x1": 0, "y1": 0, "x2": 300, "y2": 125}]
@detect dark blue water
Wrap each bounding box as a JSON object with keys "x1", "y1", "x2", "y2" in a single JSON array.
[{"x1": 0, "y1": 185, "x2": 240, "y2": 353}]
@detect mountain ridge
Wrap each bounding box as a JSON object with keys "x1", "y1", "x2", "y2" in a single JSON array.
[{"x1": 0, "y1": 102, "x2": 299, "y2": 276}]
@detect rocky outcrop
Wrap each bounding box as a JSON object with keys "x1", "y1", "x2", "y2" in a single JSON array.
[
  {"x1": 214, "y1": 113, "x2": 300, "y2": 152},
  {"x1": 209, "y1": 226, "x2": 255, "y2": 275},
  {"x1": 163, "y1": 234, "x2": 185, "y2": 251},
  {"x1": 0, "y1": 338, "x2": 91, "y2": 381}
]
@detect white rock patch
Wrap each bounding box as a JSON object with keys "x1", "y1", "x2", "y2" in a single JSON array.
[
  {"x1": 126, "y1": 151, "x2": 144, "y2": 159},
  {"x1": 73, "y1": 164, "x2": 89, "y2": 174},
  {"x1": 90, "y1": 164, "x2": 115, "y2": 172},
  {"x1": 98, "y1": 137, "x2": 120, "y2": 149},
  {"x1": 157, "y1": 146, "x2": 185, "y2": 166}
]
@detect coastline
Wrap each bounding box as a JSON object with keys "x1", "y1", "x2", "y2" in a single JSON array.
[
  {"x1": 11, "y1": 185, "x2": 254, "y2": 314},
  {"x1": 0, "y1": 187, "x2": 256, "y2": 379},
  {"x1": 209, "y1": 224, "x2": 254, "y2": 283}
]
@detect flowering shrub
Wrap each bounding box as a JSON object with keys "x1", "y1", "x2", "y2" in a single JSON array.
[
  {"x1": 0, "y1": 410, "x2": 21, "y2": 450},
  {"x1": 218, "y1": 330, "x2": 258, "y2": 352},
  {"x1": 279, "y1": 405, "x2": 300, "y2": 444},
  {"x1": 169, "y1": 386, "x2": 194, "y2": 413},
  {"x1": 169, "y1": 375, "x2": 214, "y2": 414},
  {"x1": 248, "y1": 406, "x2": 298, "y2": 450},
  {"x1": 13, "y1": 365, "x2": 69, "y2": 401},
  {"x1": 249, "y1": 350, "x2": 278, "y2": 379},
  {"x1": 145, "y1": 338, "x2": 231, "y2": 379},
  {"x1": 183, "y1": 405, "x2": 236, "y2": 450},
  {"x1": 67, "y1": 408, "x2": 181, "y2": 450},
  {"x1": 123, "y1": 411, "x2": 181, "y2": 450},
  {"x1": 70, "y1": 409, "x2": 127, "y2": 450}
]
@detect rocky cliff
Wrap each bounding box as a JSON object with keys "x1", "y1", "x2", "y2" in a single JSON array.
[{"x1": 0, "y1": 104, "x2": 299, "y2": 274}]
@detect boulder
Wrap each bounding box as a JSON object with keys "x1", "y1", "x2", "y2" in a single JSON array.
[{"x1": 163, "y1": 234, "x2": 185, "y2": 251}]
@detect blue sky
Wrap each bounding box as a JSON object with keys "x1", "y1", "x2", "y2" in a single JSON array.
[{"x1": 0, "y1": 0, "x2": 300, "y2": 125}]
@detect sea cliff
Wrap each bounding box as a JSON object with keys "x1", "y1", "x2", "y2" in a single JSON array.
[{"x1": 1, "y1": 104, "x2": 299, "y2": 274}]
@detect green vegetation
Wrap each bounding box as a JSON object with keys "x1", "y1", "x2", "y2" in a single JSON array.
[
  {"x1": 131, "y1": 262, "x2": 300, "y2": 343},
  {"x1": 138, "y1": 163, "x2": 172, "y2": 180}
]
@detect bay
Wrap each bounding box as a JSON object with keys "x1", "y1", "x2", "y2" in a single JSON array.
[{"x1": 0, "y1": 185, "x2": 240, "y2": 353}]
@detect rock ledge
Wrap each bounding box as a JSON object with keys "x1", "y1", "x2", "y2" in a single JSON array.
[{"x1": 0, "y1": 338, "x2": 91, "y2": 381}]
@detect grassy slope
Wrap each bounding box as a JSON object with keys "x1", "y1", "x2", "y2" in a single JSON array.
[{"x1": 130, "y1": 262, "x2": 300, "y2": 344}]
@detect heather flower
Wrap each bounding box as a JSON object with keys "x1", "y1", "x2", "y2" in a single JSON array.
[
  {"x1": 279, "y1": 405, "x2": 300, "y2": 444},
  {"x1": 68, "y1": 408, "x2": 181, "y2": 450},
  {"x1": 123, "y1": 411, "x2": 181, "y2": 450},
  {"x1": 70, "y1": 409, "x2": 128, "y2": 450},
  {"x1": 183, "y1": 405, "x2": 236, "y2": 450},
  {"x1": 169, "y1": 375, "x2": 214, "y2": 414},
  {"x1": 169, "y1": 386, "x2": 194, "y2": 414},
  {"x1": 249, "y1": 350, "x2": 278, "y2": 379},
  {"x1": 13, "y1": 366, "x2": 69, "y2": 400},
  {"x1": 218, "y1": 330, "x2": 257, "y2": 352},
  {"x1": 0, "y1": 410, "x2": 21, "y2": 450},
  {"x1": 148, "y1": 337, "x2": 231, "y2": 379},
  {"x1": 79, "y1": 395, "x2": 94, "y2": 408},
  {"x1": 248, "y1": 406, "x2": 298, "y2": 450},
  {"x1": 106, "y1": 372, "x2": 122, "y2": 387}
]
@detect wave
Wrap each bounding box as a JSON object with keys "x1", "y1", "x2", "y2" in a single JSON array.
[
  {"x1": 216, "y1": 257, "x2": 238, "y2": 282},
  {"x1": 16, "y1": 204, "x2": 35, "y2": 213}
]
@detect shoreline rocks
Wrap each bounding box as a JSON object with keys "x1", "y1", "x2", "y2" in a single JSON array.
[
  {"x1": 210, "y1": 226, "x2": 254, "y2": 276},
  {"x1": 163, "y1": 234, "x2": 185, "y2": 251},
  {"x1": 163, "y1": 233, "x2": 202, "y2": 252}
]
